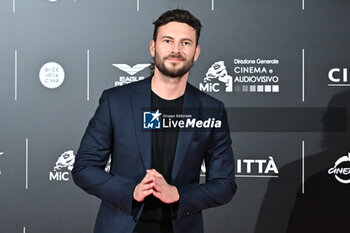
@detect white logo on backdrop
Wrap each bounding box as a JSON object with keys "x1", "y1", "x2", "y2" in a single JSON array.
[
  {"x1": 113, "y1": 64, "x2": 151, "y2": 75},
  {"x1": 328, "y1": 68, "x2": 349, "y2": 87},
  {"x1": 49, "y1": 150, "x2": 111, "y2": 181},
  {"x1": 113, "y1": 63, "x2": 150, "y2": 86},
  {"x1": 39, "y1": 62, "x2": 65, "y2": 89},
  {"x1": 328, "y1": 152, "x2": 350, "y2": 184},
  {"x1": 236, "y1": 156, "x2": 279, "y2": 177},
  {"x1": 201, "y1": 156, "x2": 279, "y2": 178},
  {"x1": 54, "y1": 150, "x2": 75, "y2": 172},
  {"x1": 200, "y1": 61, "x2": 233, "y2": 92},
  {"x1": 49, "y1": 150, "x2": 75, "y2": 181},
  {"x1": 200, "y1": 59, "x2": 280, "y2": 93}
]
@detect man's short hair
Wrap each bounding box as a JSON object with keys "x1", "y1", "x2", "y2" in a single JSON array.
[{"x1": 153, "y1": 9, "x2": 202, "y2": 45}]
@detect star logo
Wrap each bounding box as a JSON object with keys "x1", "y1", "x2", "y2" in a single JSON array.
[
  {"x1": 143, "y1": 110, "x2": 162, "y2": 129},
  {"x1": 150, "y1": 109, "x2": 162, "y2": 123}
]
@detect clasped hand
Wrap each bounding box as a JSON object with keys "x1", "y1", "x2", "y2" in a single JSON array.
[{"x1": 133, "y1": 169, "x2": 179, "y2": 204}]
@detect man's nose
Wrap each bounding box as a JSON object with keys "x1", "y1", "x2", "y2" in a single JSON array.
[{"x1": 171, "y1": 43, "x2": 181, "y2": 54}]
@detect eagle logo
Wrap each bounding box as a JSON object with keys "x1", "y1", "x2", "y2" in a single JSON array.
[{"x1": 112, "y1": 64, "x2": 151, "y2": 75}]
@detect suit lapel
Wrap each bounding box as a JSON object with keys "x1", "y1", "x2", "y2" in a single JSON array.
[
  {"x1": 171, "y1": 83, "x2": 201, "y2": 184},
  {"x1": 131, "y1": 78, "x2": 152, "y2": 170}
]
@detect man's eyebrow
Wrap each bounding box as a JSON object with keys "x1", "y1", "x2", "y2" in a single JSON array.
[
  {"x1": 161, "y1": 36, "x2": 174, "y2": 40},
  {"x1": 181, "y1": 38, "x2": 194, "y2": 43},
  {"x1": 161, "y1": 36, "x2": 194, "y2": 43}
]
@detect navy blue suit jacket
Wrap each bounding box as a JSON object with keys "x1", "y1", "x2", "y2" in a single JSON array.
[{"x1": 72, "y1": 77, "x2": 237, "y2": 233}]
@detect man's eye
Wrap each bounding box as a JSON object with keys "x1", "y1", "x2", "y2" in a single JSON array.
[
  {"x1": 182, "y1": 41, "x2": 190, "y2": 45},
  {"x1": 165, "y1": 40, "x2": 171, "y2": 43}
]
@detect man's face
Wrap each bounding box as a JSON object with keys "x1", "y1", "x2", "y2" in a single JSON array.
[{"x1": 150, "y1": 22, "x2": 200, "y2": 78}]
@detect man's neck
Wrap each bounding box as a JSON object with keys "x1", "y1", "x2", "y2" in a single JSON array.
[{"x1": 151, "y1": 69, "x2": 188, "y2": 100}]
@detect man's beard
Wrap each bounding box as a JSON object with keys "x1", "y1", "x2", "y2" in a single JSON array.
[{"x1": 154, "y1": 51, "x2": 195, "y2": 78}]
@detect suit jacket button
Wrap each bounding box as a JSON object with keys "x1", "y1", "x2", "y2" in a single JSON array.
[{"x1": 133, "y1": 217, "x2": 137, "y2": 223}]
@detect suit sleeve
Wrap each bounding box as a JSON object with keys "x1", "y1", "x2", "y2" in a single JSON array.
[
  {"x1": 72, "y1": 90, "x2": 138, "y2": 215},
  {"x1": 175, "y1": 102, "x2": 237, "y2": 218}
]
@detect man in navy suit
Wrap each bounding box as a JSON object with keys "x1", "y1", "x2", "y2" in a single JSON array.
[{"x1": 72, "y1": 9, "x2": 237, "y2": 233}]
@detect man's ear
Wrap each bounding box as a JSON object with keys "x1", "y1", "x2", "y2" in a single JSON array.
[
  {"x1": 193, "y1": 45, "x2": 201, "y2": 62},
  {"x1": 150, "y1": 40, "x2": 155, "y2": 58}
]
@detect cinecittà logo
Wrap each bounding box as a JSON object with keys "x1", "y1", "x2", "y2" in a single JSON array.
[
  {"x1": 236, "y1": 156, "x2": 279, "y2": 177},
  {"x1": 39, "y1": 62, "x2": 65, "y2": 89},
  {"x1": 328, "y1": 68, "x2": 349, "y2": 87},
  {"x1": 328, "y1": 152, "x2": 350, "y2": 184},
  {"x1": 113, "y1": 63, "x2": 150, "y2": 86},
  {"x1": 200, "y1": 156, "x2": 279, "y2": 178},
  {"x1": 143, "y1": 109, "x2": 222, "y2": 129}
]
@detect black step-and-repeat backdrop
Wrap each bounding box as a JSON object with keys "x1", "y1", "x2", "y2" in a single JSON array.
[{"x1": 1, "y1": 1, "x2": 349, "y2": 233}]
